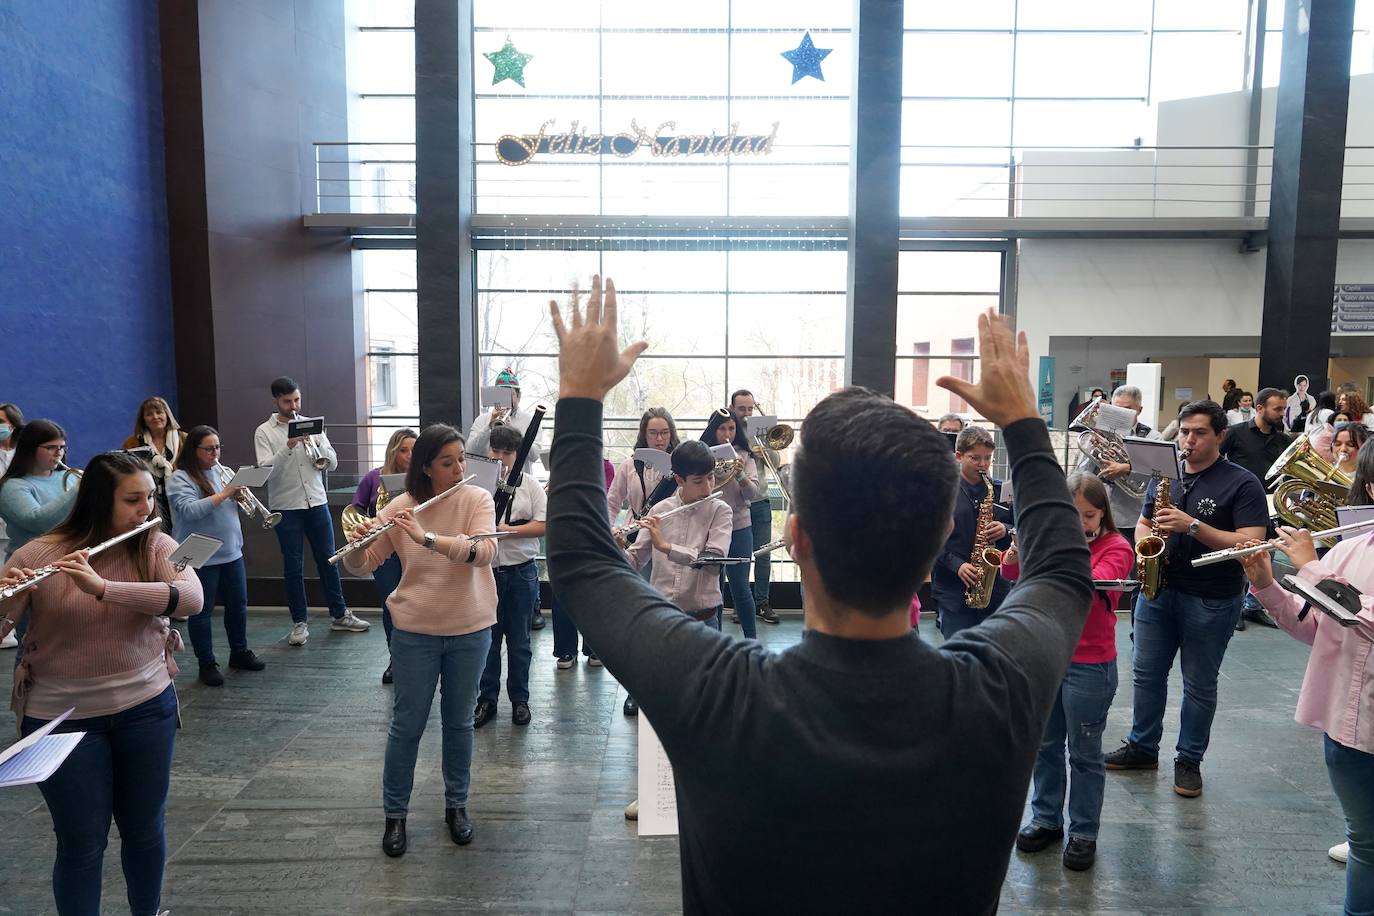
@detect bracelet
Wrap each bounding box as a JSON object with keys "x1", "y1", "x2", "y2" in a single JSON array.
[
  {"x1": 164, "y1": 583, "x2": 180, "y2": 617},
  {"x1": 466, "y1": 540, "x2": 478, "y2": 563}
]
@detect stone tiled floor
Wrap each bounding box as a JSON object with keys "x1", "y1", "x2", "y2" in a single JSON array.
[{"x1": 0, "y1": 610, "x2": 1350, "y2": 914}]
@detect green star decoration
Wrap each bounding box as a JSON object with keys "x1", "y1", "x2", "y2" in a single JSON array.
[{"x1": 484, "y1": 37, "x2": 534, "y2": 88}]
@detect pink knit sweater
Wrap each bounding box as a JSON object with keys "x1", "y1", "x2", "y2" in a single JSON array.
[
  {"x1": 341, "y1": 485, "x2": 498, "y2": 637},
  {"x1": 3, "y1": 532, "x2": 204, "y2": 723}
]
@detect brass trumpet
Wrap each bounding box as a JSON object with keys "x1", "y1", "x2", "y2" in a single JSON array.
[
  {"x1": 292, "y1": 412, "x2": 330, "y2": 471},
  {"x1": 216, "y1": 465, "x2": 281, "y2": 529},
  {"x1": 55, "y1": 460, "x2": 83, "y2": 492}
]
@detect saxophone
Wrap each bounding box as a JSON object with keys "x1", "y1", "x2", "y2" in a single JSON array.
[
  {"x1": 965, "y1": 473, "x2": 1004, "y2": 609},
  {"x1": 1134, "y1": 476, "x2": 1170, "y2": 600}
]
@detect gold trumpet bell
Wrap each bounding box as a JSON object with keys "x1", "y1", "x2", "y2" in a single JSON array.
[
  {"x1": 340, "y1": 504, "x2": 371, "y2": 541},
  {"x1": 1267, "y1": 435, "x2": 1352, "y2": 489}
]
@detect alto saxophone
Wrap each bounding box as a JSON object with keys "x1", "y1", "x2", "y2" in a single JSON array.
[
  {"x1": 1134, "y1": 476, "x2": 1170, "y2": 600},
  {"x1": 965, "y1": 473, "x2": 1004, "y2": 609}
]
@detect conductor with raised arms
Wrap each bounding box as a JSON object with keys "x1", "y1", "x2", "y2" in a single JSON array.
[{"x1": 545, "y1": 276, "x2": 1092, "y2": 914}]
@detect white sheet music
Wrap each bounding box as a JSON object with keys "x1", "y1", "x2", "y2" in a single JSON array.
[
  {"x1": 0, "y1": 709, "x2": 84, "y2": 789},
  {"x1": 636, "y1": 712, "x2": 679, "y2": 837}
]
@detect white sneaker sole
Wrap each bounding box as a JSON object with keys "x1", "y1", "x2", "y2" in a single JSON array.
[
  {"x1": 331, "y1": 621, "x2": 370, "y2": 632},
  {"x1": 1330, "y1": 842, "x2": 1349, "y2": 863}
]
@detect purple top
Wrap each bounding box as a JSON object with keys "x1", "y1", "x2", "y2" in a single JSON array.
[
  {"x1": 352, "y1": 467, "x2": 383, "y2": 514},
  {"x1": 603, "y1": 458, "x2": 615, "y2": 492}
]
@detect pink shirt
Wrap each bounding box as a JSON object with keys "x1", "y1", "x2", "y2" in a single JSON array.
[
  {"x1": 1250, "y1": 533, "x2": 1374, "y2": 755},
  {"x1": 626, "y1": 494, "x2": 733, "y2": 614},
  {"x1": 341, "y1": 485, "x2": 498, "y2": 637},
  {"x1": 607, "y1": 455, "x2": 665, "y2": 525},
  {"x1": 3, "y1": 532, "x2": 204, "y2": 725}
]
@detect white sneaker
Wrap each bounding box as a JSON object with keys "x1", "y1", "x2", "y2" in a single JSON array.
[
  {"x1": 624, "y1": 799, "x2": 639, "y2": 821},
  {"x1": 587, "y1": 655, "x2": 603, "y2": 668},
  {"x1": 331, "y1": 612, "x2": 370, "y2": 632},
  {"x1": 1330, "y1": 841, "x2": 1349, "y2": 863},
  {"x1": 0, "y1": 631, "x2": 17, "y2": 650},
  {"x1": 288, "y1": 623, "x2": 309, "y2": 646}
]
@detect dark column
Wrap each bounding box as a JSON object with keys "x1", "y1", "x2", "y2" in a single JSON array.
[
  {"x1": 159, "y1": 0, "x2": 217, "y2": 428},
  {"x1": 415, "y1": 0, "x2": 476, "y2": 429},
  {"x1": 1258, "y1": 0, "x2": 1356, "y2": 392},
  {"x1": 843, "y1": 0, "x2": 903, "y2": 396}
]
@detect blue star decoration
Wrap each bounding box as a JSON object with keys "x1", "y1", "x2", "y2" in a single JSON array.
[
  {"x1": 780, "y1": 32, "x2": 832, "y2": 84},
  {"x1": 484, "y1": 37, "x2": 534, "y2": 88}
]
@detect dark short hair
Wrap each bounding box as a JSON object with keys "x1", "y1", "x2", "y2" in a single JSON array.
[
  {"x1": 729, "y1": 389, "x2": 755, "y2": 407},
  {"x1": 270, "y1": 376, "x2": 299, "y2": 398},
  {"x1": 1255, "y1": 387, "x2": 1287, "y2": 408},
  {"x1": 488, "y1": 424, "x2": 523, "y2": 453},
  {"x1": 955, "y1": 426, "x2": 994, "y2": 453},
  {"x1": 670, "y1": 440, "x2": 714, "y2": 477},
  {"x1": 793, "y1": 387, "x2": 958, "y2": 617},
  {"x1": 406, "y1": 424, "x2": 463, "y2": 502},
  {"x1": 1178, "y1": 399, "x2": 1228, "y2": 434}
]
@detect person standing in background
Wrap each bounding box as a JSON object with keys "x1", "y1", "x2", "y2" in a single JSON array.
[
  {"x1": 729, "y1": 390, "x2": 781, "y2": 626},
  {"x1": 121, "y1": 396, "x2": 187, "y2": 533},
  {"x1": 1226, "y1": 392, "x2": 1254, "y2": 427},
  {"x1": 0, "y1": 403, "x2": 25, "y2": 571},
  {"x1": 254, "y1": 375, "x2": 370, "y2": 646},
  {"x1": 699, "y1": 408, "x2": 762, "y2": 638}
]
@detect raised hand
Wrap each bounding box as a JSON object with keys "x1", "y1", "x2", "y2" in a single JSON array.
[
  {"x1": 935, "y1": 309, "x2": 1038, "y2": 429},
  {"x1": 549, "y1": 275, "x2": 649, "y2": 401}
]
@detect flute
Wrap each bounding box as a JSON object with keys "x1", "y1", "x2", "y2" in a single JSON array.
[
  {"x1": 328, "y1": 475, "x2": 476, "y2": 565},
  {"x1": 612, "y1": 495, "x2": 714, "y2": 539},
  {"x1": 0, "y1": 517, "x2": 163, "y2": 602},
  {"x1": 1191, "y1": 516, "x2": 1374, "y2": 568}
]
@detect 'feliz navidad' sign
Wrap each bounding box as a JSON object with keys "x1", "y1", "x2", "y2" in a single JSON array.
[{"x1": 496, "y1": 119, "x2": 780, "y2": 166}]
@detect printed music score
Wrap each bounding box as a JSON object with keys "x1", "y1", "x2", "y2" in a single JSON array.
[
  {"x1": 0, "y1": 708, "x2": 84, "y2": 789},
  {"x1": 636, "y1": 712, "x2": 679, "y2": 837}
]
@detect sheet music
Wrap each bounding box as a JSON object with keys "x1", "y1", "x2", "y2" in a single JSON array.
[
  {"x1": 745, "y1": 415, "x2": 778, "y2": 438},
  {"x1": 0, "y1": 732, "x2": 84, "y2": 788},
  {"x1": 709, "y1": 443, "x2": 736, "y2": 464},
  {"x1": 228, "y1": 466, "x2": 272, "y2": 488},
  {"x1": 1093, "y1": 401, "x2": 1136, "y2": 435},
  {"x1": 171, "y1": 534, "x2": 223, "y2": 571},
  {"x1": 1122, "y1": 436, "x2": 1182, "y2": 482},
  {"x1": 636, "y1": 712, "x2": 679, "y2": 837},
  {"x1": 633, "y1": 448, "x2": 672, "y2": 475},
  {"x1": 465, "y1": 455, "x2": 502, "y2": 495}
]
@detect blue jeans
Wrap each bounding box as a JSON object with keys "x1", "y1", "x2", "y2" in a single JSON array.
[
  {"x1": 749, "y1": 498, "x2": 772, "y2": 606},
  {"x1": 1031, "y1": 660, "x2": 1118, "y2": 840},
  {"x1": 552, "y1": 594, "x2": 593, "y2": 658},
  {"x1": 1326, "y1": 734, "x2": 1374, "y2": 916},
  {"x1": 22, "y1": 686, "x2": 178, "y2": 916},
  {"x1": 273, "y1": 504, "x2": 347, "y2": 624},
  {"x1": 1127, "y1": 588, "x2": 1241, "y2": 762},
  {"x1": 721, "y1": 525, "x2": 758, "y2": 638},
  {"x1": 372, "y1": 554, "x2": 402, "y2": 646},
  {"x1": 480, "y1": 559, "x2": 537, "y2": 705},
  {"x1": 189, "y1": 558, "x2": 249, "y2": 666},
  {"x1": 384, "y1": 627, "x2": 491, "y2": 817}
]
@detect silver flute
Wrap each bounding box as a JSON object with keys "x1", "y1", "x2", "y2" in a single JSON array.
[
  {"x1": 1, "y1": 517, "x2": 162, "y2": 602},
  {"x1": 328, "y1": 475, "x2": 475, "y2": 565},
  {"x1": 1191, "y1": 516, "x2": 1374, "y2": 567}
]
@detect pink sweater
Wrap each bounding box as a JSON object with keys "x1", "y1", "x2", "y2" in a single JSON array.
[
  {"x1": 1250, "y1": 533, "x2": 1374, "y2": 755},
  {"x1": 341, "y1": 485, "x2": 498, "y2": 637},
  {"x1": 3, "y1": 532, "x2": 204, "y2": 724}
]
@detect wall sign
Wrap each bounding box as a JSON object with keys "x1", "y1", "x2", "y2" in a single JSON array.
[{"x1": 496, "y1": 119, "x2": 780, "y2": 166}]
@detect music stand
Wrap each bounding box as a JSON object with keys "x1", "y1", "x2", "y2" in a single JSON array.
[{"x1": 1122, "y1": 437, "x2": 1182, "y2": 482}]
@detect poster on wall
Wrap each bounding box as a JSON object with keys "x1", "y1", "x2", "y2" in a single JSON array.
[{"x1": 1037, "y1": 357, "x2": 1056, "y2": 427}]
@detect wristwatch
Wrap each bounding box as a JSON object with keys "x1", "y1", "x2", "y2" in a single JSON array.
[
  {"x1": 423, "y1": 531, "x2": 438, "y2": 551},
  {"x1": 1187, "y1": 519, "x2": 1201, "y2": 536}
]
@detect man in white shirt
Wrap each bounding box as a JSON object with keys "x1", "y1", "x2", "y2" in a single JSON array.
[
  {"x1": 253, "y1": 376, "x2": 369, "y2": 646},
  {"x1": 472, "y1": 424, "x2": 547, "y2": 729}
]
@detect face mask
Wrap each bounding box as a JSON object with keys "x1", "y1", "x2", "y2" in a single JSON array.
[{"x1": 0, "y1": 424, "x2": 9, "y2": 443}]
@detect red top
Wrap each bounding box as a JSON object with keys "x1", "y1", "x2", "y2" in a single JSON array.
[{"x1": 1001, "y1": 530, "x2": 1133, "y2": 664}]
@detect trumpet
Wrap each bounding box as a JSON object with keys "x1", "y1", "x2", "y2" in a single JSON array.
[
  {"x1": 55, "y1": 460, "x2": 83, "y2": 492},
  {"x1": 216, "y1": 465, "x2": 281, "y2": 529},
  {"x1": 293, "y1": 412, "x2": 330, "y2": 471},
  {"x1": 328, "y1": 475, "x2": 474, "y2": 565},
  {"x1": 1, "y1": 517, "x2": 162, "y2": 602}
]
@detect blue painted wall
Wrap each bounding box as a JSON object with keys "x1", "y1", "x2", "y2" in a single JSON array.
[{"x1": 0, "y1": 1, "x2": 174, "y2": 465}]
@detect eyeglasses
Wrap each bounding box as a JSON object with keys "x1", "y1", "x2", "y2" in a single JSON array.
[
  {"x1": 646, "y1": 430, "x2": 672, "y2": 438},
  {"x1": 38, "y1": 444, "x2": 67, "y2": 454},
  {"x1": 197, "y1": 445, "x2": 223, "y2": 453}
]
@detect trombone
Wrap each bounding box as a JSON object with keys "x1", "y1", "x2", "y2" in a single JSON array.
[
  {"x1": 216, "y1": 465, "x2": 281, "y2": 529},
  {"x1": 751, "y1": 422, "x2": 795, "y2": 505}
]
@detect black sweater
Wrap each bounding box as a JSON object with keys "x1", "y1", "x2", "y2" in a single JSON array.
[{"x1": 547, "y1": 399, "x2": 1092, "y2": 915}]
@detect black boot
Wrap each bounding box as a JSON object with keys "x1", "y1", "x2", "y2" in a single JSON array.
[
  {"x1": 446, "y1": 807, "x2": 474, "y2": 845},
  {"x1": 382, "y1": 817, "x2": 407, "y2": 857}
]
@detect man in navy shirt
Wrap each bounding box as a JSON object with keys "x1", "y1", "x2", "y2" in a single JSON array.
[
  {"x1": 1105, "y1": 400, "x2": 1268, "y2": 798},
  {"x1": 931, "y1": 426, "x2": 1013, "y2": 637}
]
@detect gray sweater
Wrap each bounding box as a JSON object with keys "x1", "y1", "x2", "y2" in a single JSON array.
[{"x1": 547, "y1": 398, "x2": 1092, "y2": 915}]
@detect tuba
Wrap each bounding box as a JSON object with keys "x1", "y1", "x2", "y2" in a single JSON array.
[
  {"x1": 1072, "y1": 398, "x2": 1146, "y2": 500},
  {"x1": 964, "y1": 473, "x2": 1003, "y2": 609},
  {"x1": 1267, "y1": 436, "x2": 1349, "y2": 542}
]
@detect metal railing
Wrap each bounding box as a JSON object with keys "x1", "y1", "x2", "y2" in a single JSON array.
[{"x1": 313, "y1": 141, "x2": 1374, "y2": 222}]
